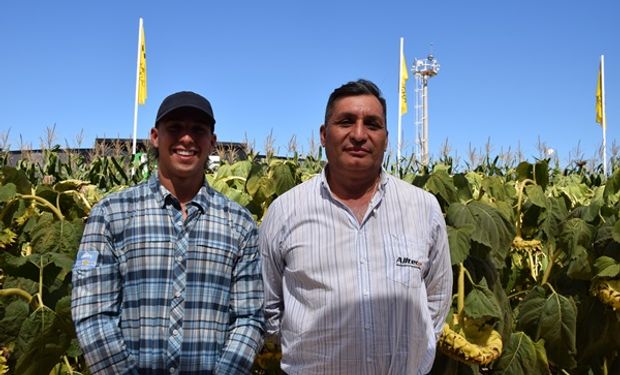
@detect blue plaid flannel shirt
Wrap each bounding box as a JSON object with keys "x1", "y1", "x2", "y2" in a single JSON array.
[{"x1": 71, "y1": 174, "x2": 264, "y2": 374}]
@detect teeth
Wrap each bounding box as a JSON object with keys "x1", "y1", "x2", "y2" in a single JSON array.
[{"x1": 176, "y1": 150, "x2": 196, "y2": 156}]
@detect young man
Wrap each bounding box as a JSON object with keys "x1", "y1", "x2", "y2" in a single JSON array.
[
  {"x1": 72, "y1": 91, "x2": 264, "y2": 374},
  {"x1": 259, "y1": 80, "x2": 452, "y2": 374}
]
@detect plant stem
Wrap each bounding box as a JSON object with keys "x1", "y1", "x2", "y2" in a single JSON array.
[
  {"x1": 17, "y1": 194, "x2": 65, "y2": 221},
  {"x1": 0, "y1": 288, "x2": 33, "y2": 302},
  {"x1": 514, "y1": 178, "x2": 534, "y2": 238},
  {"x1": 0, "y1": 287, "x2": 42, "y2": 310},
  {"x1": 544, "y1": 282, "x2": 557, "y2": 295},
  {"x1": 457, "y1": 263, "x2": 465, "y2": 325},
  {"x1": 507, "y1": 289, "x2": 530, "y2": 299},
  {"x1": 527, "y1": 250, "x2": 538, "y2": 281},
  {"x1": 68, "y1": 190, "x2": 91, "y2": 211},
  {"x1": 38, "y1": 256, "x2": 44, "y2": 308},
  {"x1": 541, "y1": 243, "x2": 555, "y2": 286},
  {"x1": 63, "y1": 356, "x2": 74, "y2": 375},
  {"x1": 462, "y1": 266, "x2": 476, "y2": 287}
]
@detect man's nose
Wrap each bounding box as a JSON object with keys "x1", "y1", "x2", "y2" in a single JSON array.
[
  {"x1": 178, "y1": 129, "x2": 194, "y2": 142},
  {"x1": 350, "y1": 122, "x2": 368, "y2": 142}
]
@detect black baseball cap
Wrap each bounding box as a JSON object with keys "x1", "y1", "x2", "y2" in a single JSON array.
[{"x1": 155, "y1": 91, "x2": 216, "y2": 127}]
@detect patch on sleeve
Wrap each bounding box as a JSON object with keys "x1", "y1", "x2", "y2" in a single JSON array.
[{"x1": 76, "y1": 250, "x2": 98, "y2": 269}]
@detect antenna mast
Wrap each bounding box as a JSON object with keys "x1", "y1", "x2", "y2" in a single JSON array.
[{"x1": 413, "y1": 53, "x2": 440, "y2": 165}]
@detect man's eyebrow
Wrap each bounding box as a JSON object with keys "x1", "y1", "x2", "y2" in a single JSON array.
[{"x1": 363, "y1": 114, "x2": 385, "y2": 123}]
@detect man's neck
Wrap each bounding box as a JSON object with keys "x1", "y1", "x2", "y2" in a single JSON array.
[
  {"x1": 326, "y1": 166, "x2": 381, "y2": 200},
  {"x1": 158, "y1": 171, "x2": 203, "y2": 205},
  {"x1": 326, "y1": 167, "x2": 381, "y2": 222}
]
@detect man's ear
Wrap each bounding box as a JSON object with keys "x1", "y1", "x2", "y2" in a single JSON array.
[
  {"x1": 150, "y1": 127, "x2": 159, "y2": 149},
  {"x1": 384, "y1": 129, "x2": 389, "y2": 150},
  {"x1": 319, "y1": 124, "x2": 326, "y2": 147}
]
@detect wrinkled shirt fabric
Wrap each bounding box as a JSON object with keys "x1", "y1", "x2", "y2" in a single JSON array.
[
  {"x1": 259, "y1": 169, "x2": 452, "y2": 375},
  {"x1": 72, "y1": 174, "x2": 264, "y2": 375}
]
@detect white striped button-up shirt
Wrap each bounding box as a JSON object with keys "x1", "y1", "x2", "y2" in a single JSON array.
[{"x1": 259, "y1": 169, "x2": 452, "y2": 375}]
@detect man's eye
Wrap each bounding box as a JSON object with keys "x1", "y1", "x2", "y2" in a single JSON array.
[
  {"x1": 337, "y1": 118, "x2": 353, "y2": 125},
  {"x1": 365, "y1": 119, "x2": 384, "y2": 130}
]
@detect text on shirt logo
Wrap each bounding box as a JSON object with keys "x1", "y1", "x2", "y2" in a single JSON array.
[{"x1": 395, "y1": 256, "x2": 422, "y2": 268}]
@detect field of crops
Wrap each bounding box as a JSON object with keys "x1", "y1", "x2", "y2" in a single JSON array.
[{"x1": 0, "y1": 144, "x2": 619, "y2": 375}]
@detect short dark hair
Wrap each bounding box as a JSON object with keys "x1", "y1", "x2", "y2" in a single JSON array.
[{"x1": 324, "y1": 79, "x2": 387, "y2": 125}]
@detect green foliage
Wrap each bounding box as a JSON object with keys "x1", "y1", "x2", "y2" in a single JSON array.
[
  {"x1": 14, "y1": 297, "x2": 75, "y2": 375},
  {"x1": 463, "y1": 279, "x2": 503, "y2": 323},
  {"x1": 434, "y1": 159, "x2": 619, "y2": 374},
  {"x1": 1, "y1": 148, "x2": 619, "y2": 374},
  {"x1": 516, "y1": 286, "x2": 577, "y2": 369},
  {"x1": 594, "y1": 256, "x2": 620, "y2": 278},
  {"x1": 0, "y1": 300, "x2": 29, "y2": 343},
  {"x1": 447, "y1": 225, "x2": 475, "y2": 265},
  {"x1": 447, "y1": 201, "x2": 515, "y2": 269},
  {"x1": 493, "y1": 332, "x2": 549, "y2": 375},
  {"x1": 0, "y1": 165, "x2": 90, "y2": 374}
]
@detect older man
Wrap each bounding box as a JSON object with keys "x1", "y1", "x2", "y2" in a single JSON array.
[{"x1": 260, "y1": 79, "x2": 452, "y2": 375}]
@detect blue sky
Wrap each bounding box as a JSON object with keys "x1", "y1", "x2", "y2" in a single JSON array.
[{"x1": 1, "y1": 0, "x2": 618, "y2": 167}]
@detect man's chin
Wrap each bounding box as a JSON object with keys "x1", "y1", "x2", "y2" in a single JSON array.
[
  {"x1": 341, "y1": 162, "x2": 380, "y2": 173},
  {"x1": 169, "y1": 164, "x2": 205, "y2": 178}
]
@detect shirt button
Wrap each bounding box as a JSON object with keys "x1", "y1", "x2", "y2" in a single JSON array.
[
  {"x1": 169, "y1": 367, "x2": 176, "y2": 373},
  {"x1": 174, "y1": 291, "x2": 181, "y2": 298},
  {"x1": 176, "y1": 256, "x2": 183, "y2": 263},
  {"x1": 172, "y1": 329, "x2": 179, "y2": 336}
]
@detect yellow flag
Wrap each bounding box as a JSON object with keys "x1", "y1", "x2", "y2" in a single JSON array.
[
  {"x1": 138, "y1": 21, "x2": 147, "y2": 105},
  {"x1": 595, "y1": 62, "x2": 603, "y2": 125},
  {"x1": 400, "y1": 50, "x2": 408, "y2": 115}
]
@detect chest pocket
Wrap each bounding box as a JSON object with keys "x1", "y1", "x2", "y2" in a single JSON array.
[
  {"x1": 385, "y1": 237, "x2": 427, "y2": 288},
  {"x1": 187, "y1": 237, "x2": 238, "y2": 282},
  {"x1": 187, "y1": 206, "x2": 240, "y2": 275}
]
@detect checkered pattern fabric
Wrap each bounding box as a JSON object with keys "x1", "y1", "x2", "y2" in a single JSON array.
[{"x1": 72, "y1": 174, "x2": 264, "y2": 374}]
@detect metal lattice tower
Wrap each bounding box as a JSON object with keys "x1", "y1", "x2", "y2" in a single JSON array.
[{"x1": 413, "y1": 54, "x2": 440, "y2": 165}]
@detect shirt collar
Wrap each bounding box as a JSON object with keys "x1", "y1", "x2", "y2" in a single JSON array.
[
  {"x1": 319, "y1": 165, "x2": 389, "y2": 195},
  {"x1": 148, "y1": 172, "x2": 210, "y2": 213}
]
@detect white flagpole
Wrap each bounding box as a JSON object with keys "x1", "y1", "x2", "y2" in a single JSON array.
[
  {"x1": 397, "y1": 37, "x2": 404, "y2": 173},
  {"x1": 601, "y1": 54, "x2": 607, "y2": 176},
  {"x1": 131, "y1": 17, "x2": 144, "y2": 155}
]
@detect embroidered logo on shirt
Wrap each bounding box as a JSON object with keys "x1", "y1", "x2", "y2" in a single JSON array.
[
  {"x1": 396, "y1": 256, "x2": 422, "y2": 268},
  {"x1": 76, "y1": 250, "x2": 98, "y2": 269}
]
